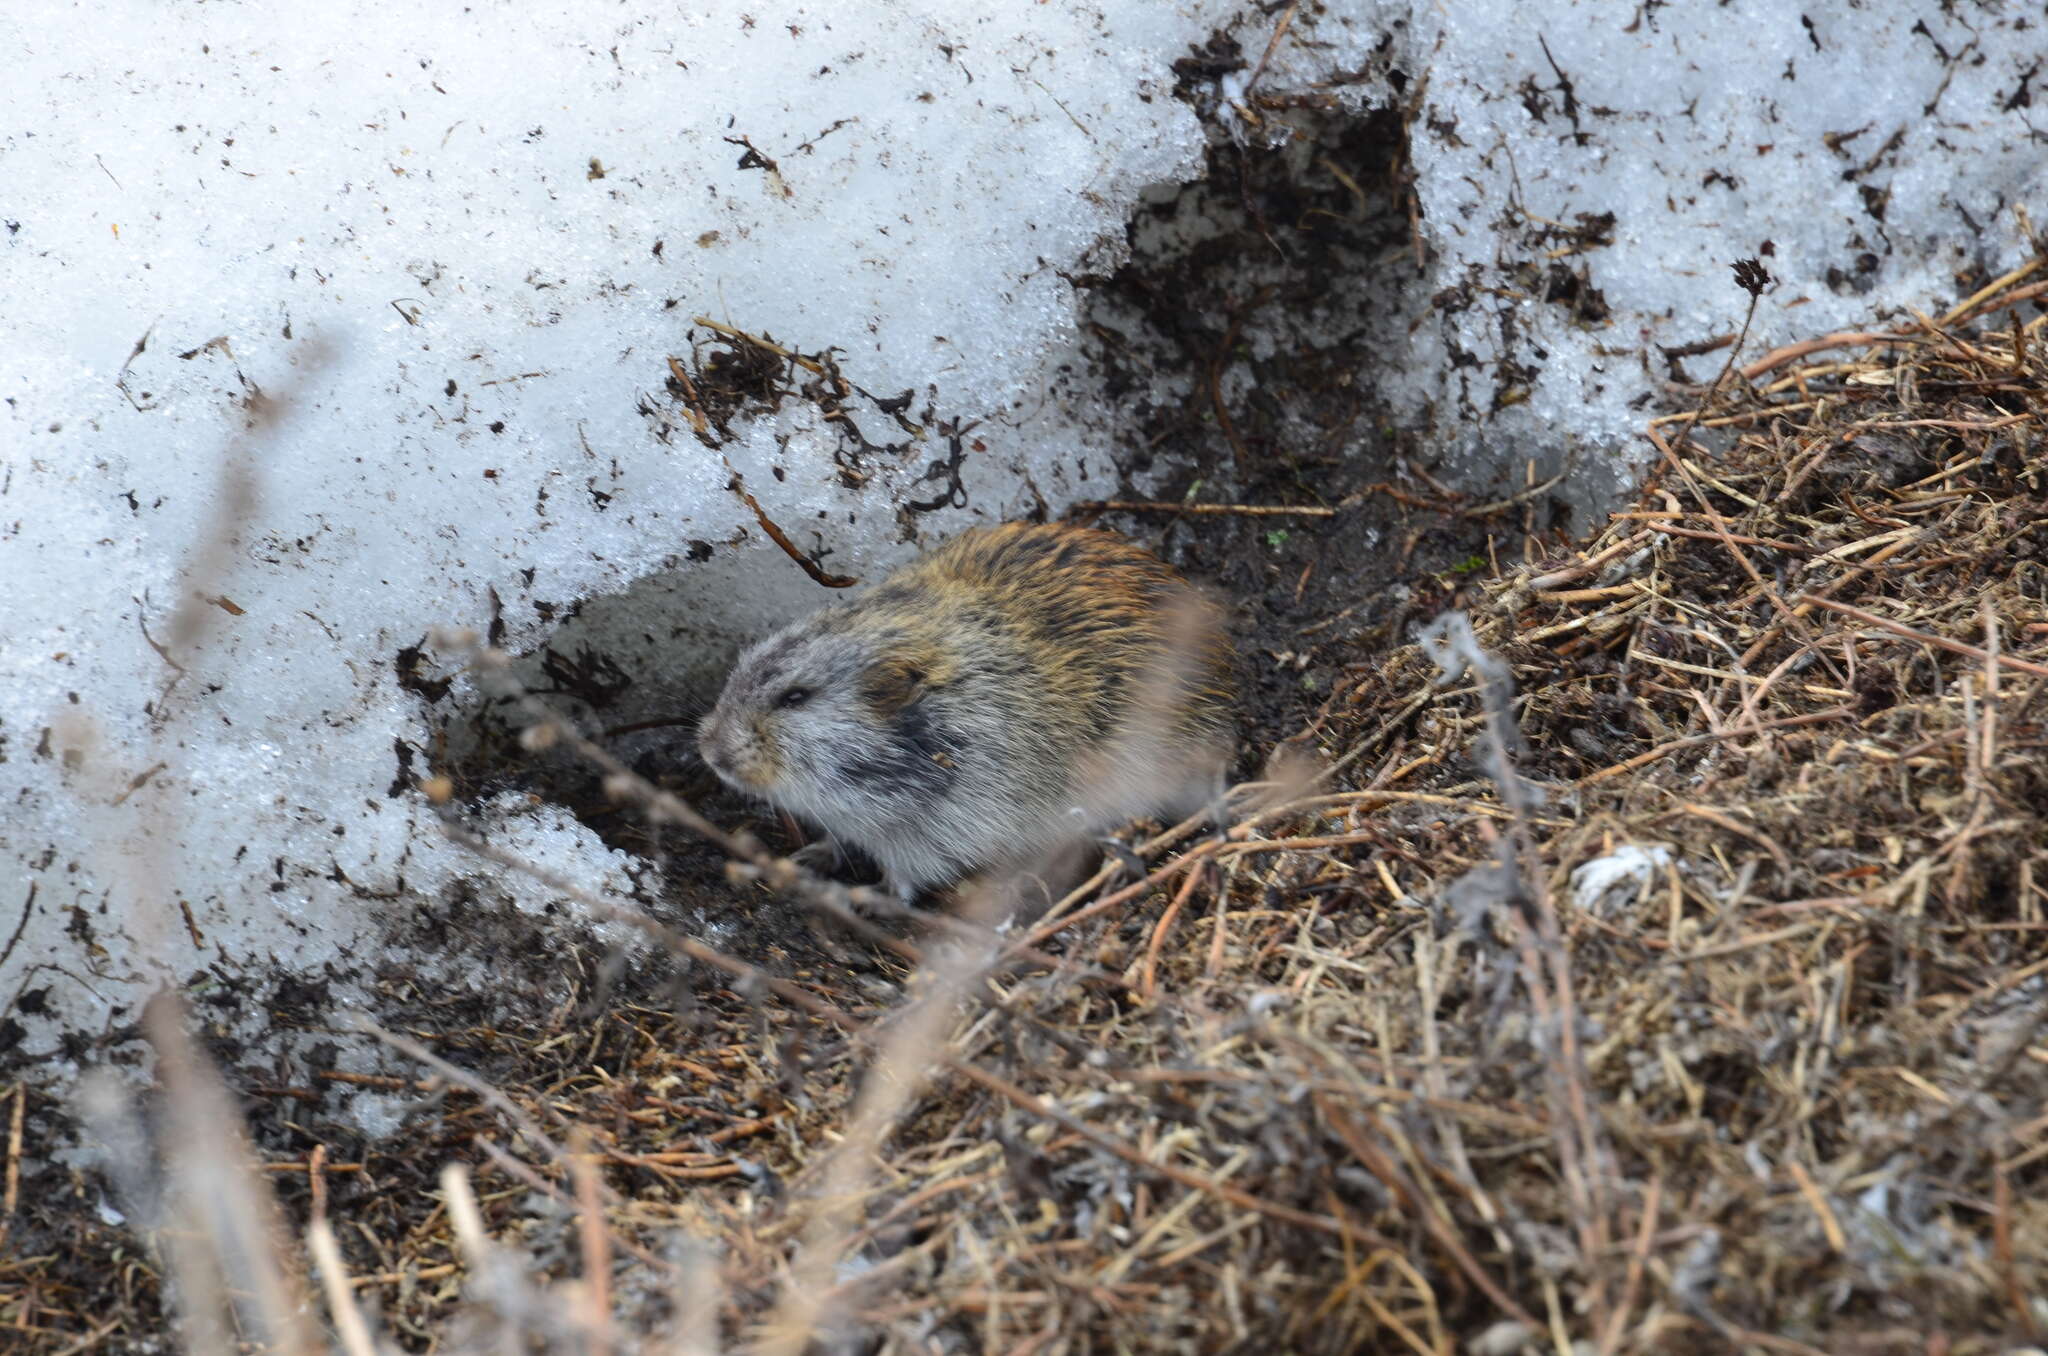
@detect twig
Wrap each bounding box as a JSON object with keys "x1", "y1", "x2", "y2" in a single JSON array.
[
  {"x1": 48, "y1": 1320, "x2": 123, "y2": 1356},
  {"x1": 947, "y1": 1058, "x2": 1411, "y2": 1255},
  {"x1": 1648, "y1": 523, "x2": 1812, "y2": 554},
  {"x1": 572, "y1": 1130, "x2": 613, "y2": 1356},
  {"x1": 1576, "y1": 706, "x2": 1854, "y2": 786},
  {"x1": 692, "y1": 315, "x2": 826, "y2": 373},
  {"x1": 1938, "y1": 258, "x2": 2045, "y2": 327},
  {"x1": 1241, "y1": 1, "x2": 1300, "y2": 100},
  {"x1": 1073, "y1": 500, "x2": 1335, "y2": 518},
  {"x1": 1313, "y1": 1094, "x2": 1538, "y2": 1330},
  {"x1": 758, "y1": 885, "x2": 1009, "y2": 1355},
  {"x1": 1459, "y1": 460, "x2": 1574, "y2": 519},
  {"x1": 1670, "y1": 803, "x2": 1792, "y2": 876},
  {"x1": 308, "y1": 1221, "x2": 379, "y2": 1356},
  {"x1": 666, "y1": 356, "x2": 711, "y2": 435},
  {"x1": 1738, "y1": 332, "x2": 1915, "y2": 380},
  {"x1": 2, "y1": 1082, "x2": 22, "y2": 1222},
  {"x1": 1802, "y1": 597, "x2": 2048, "y2": 678},
  {"x1": 1595, "y1": 1175, "x2": 1661, "y2": 1356},
  {"x1": 724, "y1": 465, "x2": 859, "y2": 588},
  {"x1": 1210, "y1": 288, "x2": 1272, "y2": 472},
  {"x1": 1141, "y1": 861, "x2": 1207, "y2": 999}
]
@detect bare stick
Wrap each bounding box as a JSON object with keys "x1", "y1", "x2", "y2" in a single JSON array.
[
  {"x1": 1802, "y1": 597, "x2": 2048, "y2": 678},
  {"x1": 308, "y1": 1220, "x2": 379, "y2": 1356},
  {"x1": 1073, "y1": 500, "x2": 1335, "y2": 518}
]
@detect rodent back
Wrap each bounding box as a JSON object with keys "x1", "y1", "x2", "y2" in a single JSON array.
[
  {"x1": 904, "y1": 523, "x2": 1235, "y2": 752},
  {"x1": 826, "y1": 525, "x2": 1235, "y2": 829},
  {"x1": 702, "y1": 522, "x2": 1234, "y2": 871}
]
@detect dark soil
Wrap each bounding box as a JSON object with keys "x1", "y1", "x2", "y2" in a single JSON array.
[{"x1": 1069, "y1": 103, "x2": 1567, "y2": 760}]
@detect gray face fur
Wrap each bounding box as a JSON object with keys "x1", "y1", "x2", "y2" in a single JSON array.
[{"x1": 697, "y1": 611, "x2": 972, "y2": 893}]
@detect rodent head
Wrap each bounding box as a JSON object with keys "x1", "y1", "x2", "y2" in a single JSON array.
[{"x1": 697, "y1": 611, "x2": 950, "y2": 823}]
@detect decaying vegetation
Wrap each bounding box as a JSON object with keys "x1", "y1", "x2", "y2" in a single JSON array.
[{"x1": 7, "y1": 255, "x2": 2047, "y2": 1353}]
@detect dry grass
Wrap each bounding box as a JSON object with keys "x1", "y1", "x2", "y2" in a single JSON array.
[{"x1": 7, "y1": 261, "x2": 2048, "y2": 1353}]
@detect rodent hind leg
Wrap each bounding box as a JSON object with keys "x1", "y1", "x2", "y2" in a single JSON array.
[
  {"x1": 789, "y1": 835, "x2": 884, "y2": 888},
  {"x1": 959, "y1": 840, "x2": 1096, "y2": 929},
  {"x1": 1150, "y1": 755, "x2": 1234, "y2": 835}
]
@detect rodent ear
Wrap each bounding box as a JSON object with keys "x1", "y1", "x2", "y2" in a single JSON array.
[{"x1": 860, "y1": 654, "x2": 930, "y2": 716}]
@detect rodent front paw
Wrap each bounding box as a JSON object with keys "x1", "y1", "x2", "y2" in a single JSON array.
[{"x1": 789, "y1": 840, "x2": 848, "y2": 877}]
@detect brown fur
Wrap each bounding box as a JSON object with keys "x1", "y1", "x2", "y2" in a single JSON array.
[{"x1": 859, "y1": 521, "x2": 1234, "y2": 746}]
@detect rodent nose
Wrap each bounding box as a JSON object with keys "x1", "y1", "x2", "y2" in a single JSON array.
[{"x1": 698, "y1": 719, "x2": 733, "y2": 773}]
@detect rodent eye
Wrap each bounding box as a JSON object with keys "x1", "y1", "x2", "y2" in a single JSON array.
[{"x1": 776, "y1": 686, "x2": 813, "y2": 710}]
